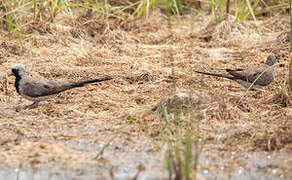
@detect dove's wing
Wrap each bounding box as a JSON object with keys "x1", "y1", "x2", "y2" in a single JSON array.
[
  {"x1": 226, "y1": 64, "x2": 273, "y2": 86},
  {"x1": 21, "y1": 78, "x2": 71, "y2": 97}
]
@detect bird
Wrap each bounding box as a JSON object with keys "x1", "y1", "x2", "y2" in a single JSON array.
[
  {"x1": 10, "y1": 65, "x2": 113, "y2": 110},
  {"x1": 194, "y1": 54, "x2": 279, "y2": 89}
]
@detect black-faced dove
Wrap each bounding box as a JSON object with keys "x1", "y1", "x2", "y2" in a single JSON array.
[
  {"x1": 194, "y1": 54, "x2": 279, "y2": 89},
  {"x1": 10, "y1": 65, "x2": 112, "y2": 110}
]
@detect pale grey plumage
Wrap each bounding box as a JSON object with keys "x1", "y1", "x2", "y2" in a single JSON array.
[
  {"x1": 11, "y1": 65, "x2": 112, "y2": 110},
  {"x1": 194, "y1": 54, "x2": 278, "y2": 89}
]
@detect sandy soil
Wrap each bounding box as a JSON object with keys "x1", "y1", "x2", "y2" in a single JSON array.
[{"x1": 0, "y1": 11, "x2": 291, "y2": 179}]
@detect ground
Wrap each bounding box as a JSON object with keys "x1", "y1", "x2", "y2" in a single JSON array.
[{"x1": 0, "y1": 12, "x2": 291, "y2": 179}]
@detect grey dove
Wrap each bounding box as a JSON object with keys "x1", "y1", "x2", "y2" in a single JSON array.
[
  {"x1": 194, "y1": 54, "x2": 278, "y2": 89},
  {"x1": 10, "y1": 65, "x2": 113, "y2": 110}
]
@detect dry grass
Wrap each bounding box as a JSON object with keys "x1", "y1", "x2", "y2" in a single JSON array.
[{"x1": 0, "y1": 10, "x2": 291, "y2": 177}]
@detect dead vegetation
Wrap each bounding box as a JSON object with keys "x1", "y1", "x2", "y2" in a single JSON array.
[{"x1": 0, "y1": 10, "x2": 291, "y2": 178}]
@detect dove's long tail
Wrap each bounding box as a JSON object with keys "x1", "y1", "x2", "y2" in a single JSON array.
[
  {"x1": 53, "y1": 76, "x2": 113, "y2": 95},
  {"x1": 194, "y1": 71, "x2": 235, "y2": 79},
  {"x1": 71, "y1": 76, "x2": 113, "y2": 88}
]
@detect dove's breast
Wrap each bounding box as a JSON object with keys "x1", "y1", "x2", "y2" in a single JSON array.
[{"x1": 254, "y1": 68, "x2": 275, "y2": 86}]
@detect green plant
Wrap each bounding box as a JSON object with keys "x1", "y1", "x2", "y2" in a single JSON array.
[
  {"x1": 160, "y1": 96, "x2": 201, "y2": 179},
  {"x1": 209, "y1": 0, "x2": 225, "y2": 23}
]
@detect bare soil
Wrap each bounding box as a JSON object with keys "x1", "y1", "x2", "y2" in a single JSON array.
[{"x1": 0, "y1": 12, "x2": 291, "y2": 179}]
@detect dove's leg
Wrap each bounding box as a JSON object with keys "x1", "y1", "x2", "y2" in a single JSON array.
[
  {"x1": 24, "y1": 101, "x2": 39, "y2": 109},
  {"x1": 16, "y1": 101, "x2": 39, "y2": 112}
]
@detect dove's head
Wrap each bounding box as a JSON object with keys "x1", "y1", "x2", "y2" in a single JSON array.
[
  {"x1": 11, "y1": 64, "x2": 27, "y2": 78},
  {"x1": 265, "y1": 54, "x2": 279, "y2": 66}
]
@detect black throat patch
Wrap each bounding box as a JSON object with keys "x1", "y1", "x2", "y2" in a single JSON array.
[{"x1": 13, "y1": 71, "x2": 21, "y2": 94}]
